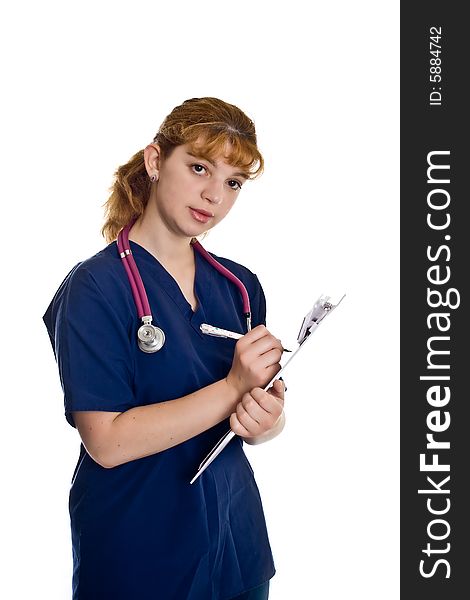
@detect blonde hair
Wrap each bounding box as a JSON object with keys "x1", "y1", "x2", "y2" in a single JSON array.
[{"x1": 101, "y1": 97, "x2": 264, "y2": 242}]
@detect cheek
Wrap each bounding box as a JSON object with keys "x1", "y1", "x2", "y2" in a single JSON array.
[
  {"x1": 222, "y1": 195, "x2": 238, "y2": 215},
  {"x1": 215, "y1": 204, "x2": 235, "y2": 224},
  {"x1": 159, "y1": 177, "x2": 192, "y2": 208}
]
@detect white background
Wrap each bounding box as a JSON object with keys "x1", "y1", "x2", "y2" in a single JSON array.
[{"x1": 1, "y1": 1, "x2": 399, "y2": 598}]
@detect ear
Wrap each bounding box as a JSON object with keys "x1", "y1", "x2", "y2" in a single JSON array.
[{"x1": 143, "y1": 143, "x2": 162, "y2": 179}]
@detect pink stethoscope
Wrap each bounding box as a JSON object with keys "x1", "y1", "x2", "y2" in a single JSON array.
[{"x1": 116, "y1": 220, "x2": 252, "y2": 353}]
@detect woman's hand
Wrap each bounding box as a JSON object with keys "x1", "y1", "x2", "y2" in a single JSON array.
[
  {"x1": 230, "y1": 379, "x2": 285, "y2": 439},
  {"x1": 226, "y1": 325, "x2": 283, "y2": 397}
]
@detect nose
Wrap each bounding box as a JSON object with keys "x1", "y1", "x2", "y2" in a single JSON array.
[{"x1": 202, "y1": 180, "x2": 224, "y2": 205}]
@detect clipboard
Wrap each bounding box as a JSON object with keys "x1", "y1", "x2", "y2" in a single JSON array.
[{"x1": 189, "y1": 293, "x2": 345, "y2": 484}]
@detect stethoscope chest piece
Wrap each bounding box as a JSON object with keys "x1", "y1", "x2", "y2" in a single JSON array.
[{"x1": 137, "y1": 322, "x2": 165, "y2": 353}]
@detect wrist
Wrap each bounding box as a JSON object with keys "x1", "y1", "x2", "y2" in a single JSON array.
[
  {"x1": 223, "y1": 376, "x2": 242, "y2": 410},
  {"x1": 225, "y1": 373, "x2": 243, "y2": 401}
]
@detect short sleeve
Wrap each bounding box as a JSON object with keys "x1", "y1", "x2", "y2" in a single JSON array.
[
  {"x1": 252, "y1": 274, "x2": 267, "y2": 328},
  {"x1": 251, "y1": 274, "x2": 287, "y2": 391},
  {"x1": 45, "y1": 266, "x2": 135, "y2": 428}
]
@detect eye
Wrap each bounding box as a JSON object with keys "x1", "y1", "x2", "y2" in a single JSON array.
[
  {"x1": 191, "y1": 163, "x2": 207, "y2": 175},
  {"x1": 227, "y1": 180, "x2": 242, "y2": 191}
]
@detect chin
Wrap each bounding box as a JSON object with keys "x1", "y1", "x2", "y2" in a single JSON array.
[
  {"x1": 190, "y1": 222, "x2": 215, "y2": 237},
  {"x1": 180, "y1": 216, "x2": 216, "y2": 239},
  {"x1": 181, "y1": 227, "x2": 208, "y2": 240}
]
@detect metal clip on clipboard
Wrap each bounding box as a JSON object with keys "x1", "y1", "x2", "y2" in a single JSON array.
[{"x1": 189, "y1": 293, "x2": 345, "y2": 484}]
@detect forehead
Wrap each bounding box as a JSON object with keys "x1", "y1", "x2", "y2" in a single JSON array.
[{"x1": 180, "y1": 143, "x2": 249, "y2": 179}]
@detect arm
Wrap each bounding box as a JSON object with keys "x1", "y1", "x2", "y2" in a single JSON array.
[
  {"x1": 74, "y1": 325, "x2": 284, "y2": 469},
  {"x1": 237, "y1": 275, "x2": 286, "y2": 445},
  {"x1": 74, "y1": 377, "x2": 240, "y2": 468}
]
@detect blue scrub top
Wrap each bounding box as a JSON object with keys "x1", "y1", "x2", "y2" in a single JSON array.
[{"x1": 43, "y1": 240, "x2": 276, "y2": 600}]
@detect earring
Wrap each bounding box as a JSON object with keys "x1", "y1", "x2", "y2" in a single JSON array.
[{"x1": 150, "y1": 174, "x2": 159, "y2": 183}]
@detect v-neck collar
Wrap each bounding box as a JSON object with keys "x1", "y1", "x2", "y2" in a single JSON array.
[{"x1": 128, "y1": 240, "x2": 212, "y2": 336}]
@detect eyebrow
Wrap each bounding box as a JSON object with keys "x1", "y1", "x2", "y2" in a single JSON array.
[{"x1": 186, "y1": 151, "x2": 249, "y2": 180}]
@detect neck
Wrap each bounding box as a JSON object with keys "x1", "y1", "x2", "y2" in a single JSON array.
[{"x1": 128, "y1": 198, "x2": 194, "y2": 269}]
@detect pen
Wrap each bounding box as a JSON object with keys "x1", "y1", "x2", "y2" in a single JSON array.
[{"x1": 200, "y1": 323, "x2": 292, "y2": 352}]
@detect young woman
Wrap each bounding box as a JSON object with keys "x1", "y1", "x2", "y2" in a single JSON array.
[{"x1": 43, "y1": 97, "x2": 286, "y2": 600}]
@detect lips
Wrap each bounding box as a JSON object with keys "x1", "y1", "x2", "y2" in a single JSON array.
[
  {"x1": 189, "y1": 207, "x2": 214, "y2": 224},
  {"x1": 190, "y1": 208, "x2": 214, "y2": 217}
]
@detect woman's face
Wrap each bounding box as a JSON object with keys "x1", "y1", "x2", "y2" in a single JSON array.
[{"x1": 150, "y1": 141, "x2": 248, "y2": 239}]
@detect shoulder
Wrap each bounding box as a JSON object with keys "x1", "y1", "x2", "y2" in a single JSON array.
[
  {"x1": 207, "y1": 252, "x2": 267, "y2": 326},
  {"x1": 204, "y1": 250, "x2": 266, "y2": 326},
  {"x1": 43, "y1": 243, "x2": 130, "y2": 336},
  {"x1": 206, "y1": 251, "x2": 263, "y2": 296},
  {"x1": 53, "y1": 242, "x2": 125, "y2": 300},
  {"x1": 68, "y1": 242, "x2": 124, "y2": 292}
]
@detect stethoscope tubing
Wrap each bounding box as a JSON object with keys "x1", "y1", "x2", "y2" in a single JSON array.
[
  {"x1": 117, "y1": 220, "x2": 152, "y2": 319},
  {"x1": 117, "y1": 219, "x2": 252, "y2": 335},
  {"x1": 191, "y1": 240, "x2": 251, "y2": 318}
]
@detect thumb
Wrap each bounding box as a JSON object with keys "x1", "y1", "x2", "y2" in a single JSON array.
[{"x1": 267, "y1": 379, "x2": 285, "y2": 397}]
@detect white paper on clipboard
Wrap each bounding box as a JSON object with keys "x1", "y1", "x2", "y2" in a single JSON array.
[{"x1": 189, "y1": 293, "x2": 345, "y2": 484}]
